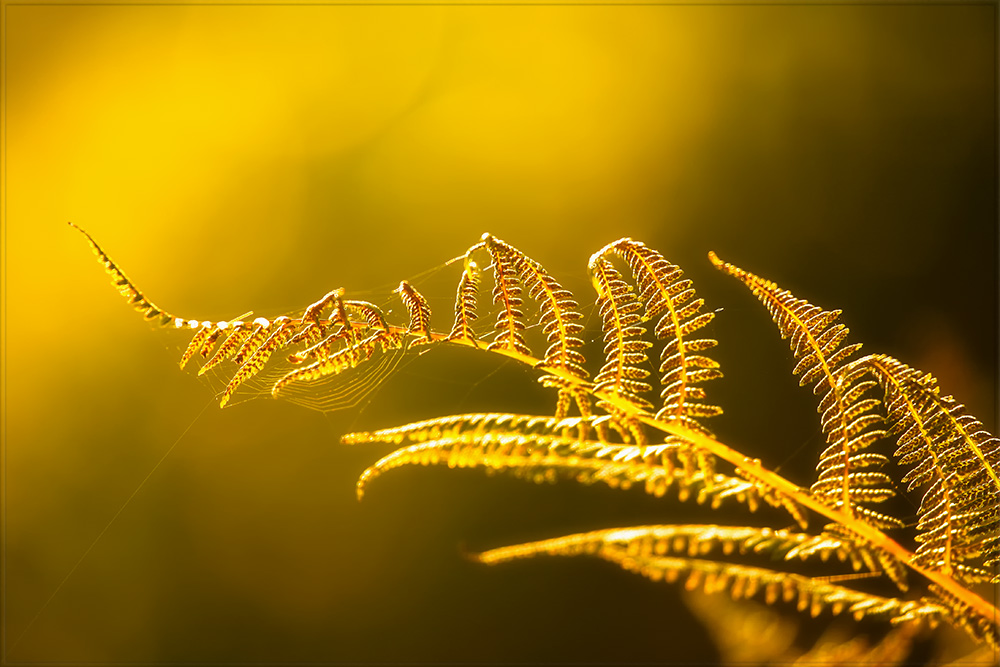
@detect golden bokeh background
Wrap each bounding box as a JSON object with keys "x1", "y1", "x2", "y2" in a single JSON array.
[{"x1": 4, "y1": 2, "x2": 996, "y2": 663}]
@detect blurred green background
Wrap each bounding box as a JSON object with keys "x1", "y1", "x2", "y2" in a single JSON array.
[{"x1": 5, "y1": 2, "x2": 996, "y2": 663}]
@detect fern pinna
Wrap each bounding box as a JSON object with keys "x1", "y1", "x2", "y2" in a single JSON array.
[{"x1": 75, "y1": 222, "x2": 999, "y2": 659}]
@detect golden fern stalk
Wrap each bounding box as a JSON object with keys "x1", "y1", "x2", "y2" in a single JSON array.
[{"x1": 74, "y1": 223, "x2": 1000, "y2": 658}]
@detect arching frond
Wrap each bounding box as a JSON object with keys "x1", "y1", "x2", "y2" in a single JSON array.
[
  {"x1": 343, "y1": 412, "x2": 597, "y2": 446},
  {"x1": 588, "y1": 250, "x2": 654, "y2": 431},
  {"x1": 344, "y1": 415, "x2": 803, "y2": 524},
  {"x1": 345, "y1": 412, "x2": 706, "y2": 500},
  {"x1": 602, "y1": 239, "x2": 723, "y2": 433},
  {"x1": 710, "y1": 252, "x2": 900, "y2": 530},
  {"x1": 481, "y1": 234, "x2": 591, "y2": 419},
  {"x1": 474, "y1": 524, "x2": 898, "y2": 579},
  {"x1": 474, "y1": 533, "x2": 946, "y2": 625},
  {"x1": 481, "y1": 234, "x2": 531, "y2": 357},
  {"x1": 512, "y1": 247, "x2": 588, "y2": 379}
]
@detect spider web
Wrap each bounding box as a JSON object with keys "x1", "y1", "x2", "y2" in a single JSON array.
[
  {"x1": 193, "y1": 339, "x2": 411, "y2": 414},
  {"x1": 164, "y1": 248, "x2": 606, "y2": 419},
  {"x1": 172, "y1": 258, "x2": 475, "y2": 416}
]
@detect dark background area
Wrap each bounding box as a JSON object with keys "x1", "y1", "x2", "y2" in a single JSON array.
[{"x1": 5, "y1": 3, "x2": 996, "y2": 664}]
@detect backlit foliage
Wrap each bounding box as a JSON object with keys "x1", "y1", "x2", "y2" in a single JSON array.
[{"x1": 75, "y1": 224, "x2": 1000, "y2": 660}]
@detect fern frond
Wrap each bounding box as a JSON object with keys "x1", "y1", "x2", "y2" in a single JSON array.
[
  {"x1": 490, "y1": 234, "x2": 594, "y2": 420},
  {"x1": 353, "y1": 436, "x2": 807, "y2": 520},
  {"x1": 394, "y1": 280, "x2": 433, "y2": 347},
  {"x1": 345, "y1": 412, "x2": 675, "y2": 499},
  {"x1": 70, "y1": 222, "x2": 178, "y2": 326},
  {"x1": 481, "y1": 235, "x2": 532, "y2": 357},
  {"x1": 344, "y1": 415, "x2": 803, "y2": 523},
  {"x1": 414, "y1": 235, "x2": 595, "y2": 418},
  {"x1": 342, "y1": 412, "x2": 592, "y2": 446},
  {"x1": 512, "y1": 247, "x2": 588, "y2": 380},
  {"x1": 710, "y1": 252, "x2": 899, "y2": 530},
  {"x1": 867, "y1": 354, "x2": 1000, "y2": 584},
  {"x1": 622, "y1": 552, "x2": 936, "y2": 624},
  {"x1": 474, "y1": 533, "x2": 946, "y2": 625},
  {"x1": 353, "y1": 435, "x2": 655, "y2": 500},
  {"x1": 475, "y1": 524, "x2": 897, "y2": 578},
  {"x1": 588, "y1": 252, "x2": 654, "y2": 420},
  {"x1": 445, "y1": 252, "x2": 482, "y2": 346},
  {"x1": 602, "y1": 239, "x2": 723, "y2": 433},
  {"x1": 345, "y1": 412, "x2": 601, "y2": 498}
]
